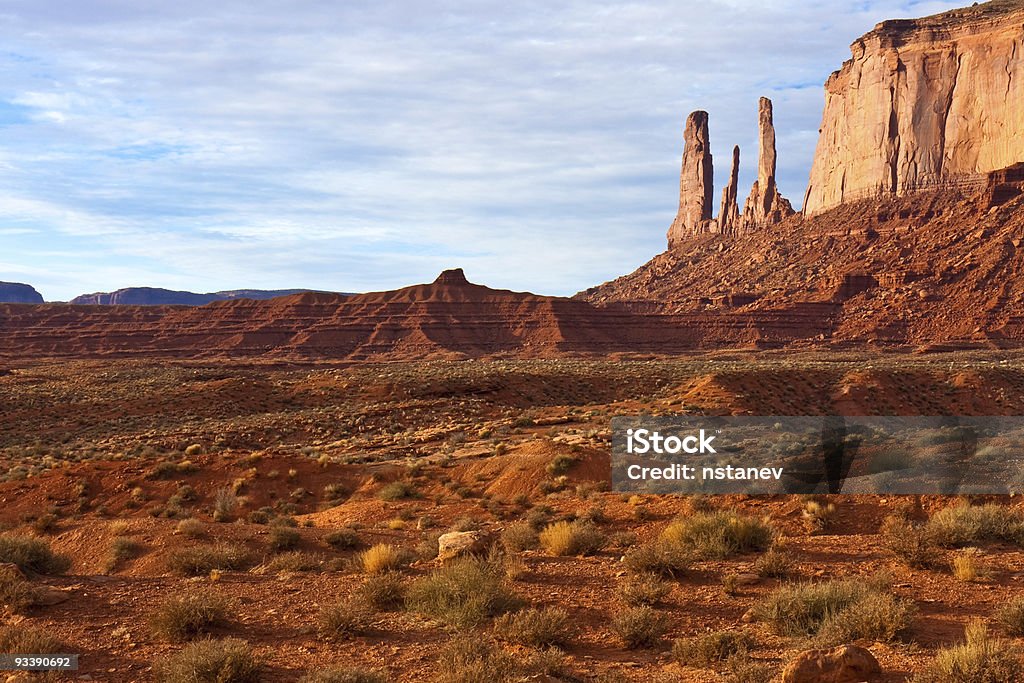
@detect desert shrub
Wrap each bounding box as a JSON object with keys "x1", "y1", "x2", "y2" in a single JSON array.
[
  {"x1": 538, "y1": 521, "x2": 605, "y2": 556},
  {"x1": 725, "y1": 655, "x2": 775, "y2": 683},
  {"x1": 994, "y1": 597, "x2": 1024, "y2": 636},
  {"x1": 155, "y1": 637, "x2": 262, "y2": 683},
  {"x1": 500, "y1": 521, "x2": 538, "y2": 552},
  {"x1": 0, "y1": 534, "x2": 71, "y2": 574},
  {"x1": 671, "y1": 629, "x2": 755, "y2": 667},
  {"x1": 317, "y1": 602, "x2": 372, "y2": 641},
  {"x1": 754, "y1": 546, "x2": 795, "y2": 578},
  {"x1": 926, "y1": 502, "x2": 1024, "y2": 547},
  {"x1": 660, "y1": 510, "x2": 774, "y2": 559},
  {"x1": 617, "y1": 573, "x2": 671, "y2": 607},
  {"x1": 264, "y1": 551, "x2": 322, "y2": 573},
  {"x1": 609, "y1": 531, "x2": 639, "y2": 549},
  {"x1": 623, "y1": 539, "x2": 691, "y2": 577},
  {"x1": 494, "y1": 606, "x2": 572, "y2": 648},
  {"x1": 952, "y1": 549, "x2": 990, "y2": 582},
  {"x1": 325, "y1": 528, "x2": 361, "y2": 550},
  {"x1": 150, "y1": 590, "x2": 232, "y2": 642},
  {"x1": 546, "y1": 454, "x2": 576, "y2": 477},
  {"x1": 298, "y1": 669, "x2": 387, "y2": 683},
  {"x1": 354, "y1": 571, "x2": 405, "y2": 611},
  {"x1": 212, "y1": 487, "x2": 240, "y2": 523},
  {"x1": 0, "y1": 570, "x2": 45, "y2": 613},
  {"x1": 268, "y1": 526, "x2": 301, "y2": 553},
  {"x1": 611, "y1": 606, "x2": 668, "y2": 648},
  {"x1": 167, "y1": 544, "x2": 252, "y2": 576},
  {"x1": 434, "y1": 636, "x2": 519, "y2": 683},
  {"x1": 880, "y1": 515, "x2": 941, "y2": 568},
  {"x1": 406, "y1": 556, "x2": 520, "y2": 628},
  {"x1": 32, "y1": 513, "x2": 59, "y2": 534},
  {"x1": 377, "y1": 481, "x2": 416, "y2": 501},
  {"x1": 753, "y1": 576, "x2": 914, "y2": 644},
  {"x1": 359, "y1": 544, "x2": 407, "y2": 574},
  {"x1": 801, "y1": 500, "x2": 837, "y2": 532},
  {"x1": 0, "y1": 623, "x2": 65, "y2": 654},
  {"x1": 911, "y1": 621, "x2": 1021, "y2": 683},
  {"x1": 105, "y1": 536, "x2": 143, "y2": 572}
]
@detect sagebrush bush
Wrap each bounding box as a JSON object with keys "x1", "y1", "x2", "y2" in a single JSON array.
[
  {"x1": 880, "y1": 515, "x2": 941, "y2": 569},
  {"x1": 755, "y1": 546, "x2": 795, "y2": 578},
  {"x1": 354, "y1": 571, "x2": 405, "y2": 611},
  {"x1": 671, "y1": 629, "x2": 755, "y2": 667},
  {"x1": 434, "y1": 636, "x2": 519, "y2": 683},
  {"x1": 317, "y1": 602, "x2": 372, "y2": 641},
  {"x1": 617, "y1": 573, "x2": 671, "y2": 606},
  {"x1": 611, "y1": 606, "x2": 668, "y2": 648},
  {"x1": 538, "y1": 521, "x2": 605, "y2": 556},
  {"x1": 377, "y1": 481, "x2": 416, "y2": 501},
  {"x1": 264, "y1": 551, "x2": 322, "y2": 573},
  {"x1": 660, "y1": 510, "x2": 774, "y2": 559},
  {"x1": 167, "y1": 544, "x2": 251, "y2": 576},
  {"x1": 911, "y1": 621, "x2": 1022, "y2": 683},
  {"x1": 494, "y1": 606, "x2": 572, "y2": 648},
  {"x1": 623, "y1": 539, "x2": 690, "y2": 577},
  {"x1": 0, "y1": 623, "x2": 65, "y2": 655},
  {"x1": 406, "y1": 556, "x2": 520, "y2": 628},
  {"x1": 994, "y1": 597, "x2": 1024, "y2": 636},
  {"x1": 155, "y1": 637, "x2": 262, "y2": 683},
  {"x1": 500, "y1": 521, "x2": 538, "y2": 552},
  {"x1": 0, "y1": 534, "x2": 71, "y2": 574},
  {"x1": 0, "y1": 570, "x2": 44, "y2": 613},
  {"x1": 150, "y1": 590, "x2": 231, "y2": 642},
  {"x1": 325, "y1": 528, "x2": 360, "y2": 550},
  {"x1": 268, "y1": 526, "x2": 301, "y2": 552},
  {"x1": 177, "y1": 518, "x2": 206, "y2": 539},
  {"x1": 105, "y1": 536, "x2": 143, "y2": 572},
  {"x1": 298, "y1": 669, "x2": 387, "y2": 683},
  {"x1": 359, "y1": 544, "x2": 406, "y2": 574},
  {"x1": 753, "y1": 575, "x2": 914, "y2": 645},
  {"x1": 926, "y1": 502, "x2": 1024, "y2": 547}
]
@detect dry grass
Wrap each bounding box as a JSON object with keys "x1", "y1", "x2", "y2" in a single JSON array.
[
  {"x1": 0, "y1": 534, "x2": 71, "y2": 574},
  {"x1": 0, "y1": 623, "x2": 66, "y2": 654},
  {"x1": 325, "y1": 528, "x2": 361, "y2": 550},
  {"x1": 754, "y1": 546, "x2": 795, "y2": 578},
  {"x1": 538, "y1": 521, "x2": 605, "y2": 556},
  {"x1": 623, "y1": 539, "x2": 691, "y2": 577},
  {"x1": 359, "y1": 544, "x2": 407, "y2": 574},
  {"x1": 177, "y1": 518, "x2": 206, "y2": 539},
  {"x1": 353, "y1": 571, "x2": 406, "y2": 611},
  {"x1": 263, "y1": 551, "x2": 323, "y2": 573},
  {"x1": 0, "y1": 570, "x2": 46, "y2": 614},
  {"x1": 926, "y1": 502, "x2": 1024, "y2": 547},
  {"x1": 298, "y1": 669, "x2": 388, "y2": 683},
  {"x1": 880, "y1": 515, "x2": 941, "y2": 569},
  {"x1": 434, "y1": 636, "x2": 520, "y2": 683},
  {"x1": 494, "y1": 606, "x2": 573, "y2": 648},
  {"x1": 155, "y1": 637, "x2": 262, "y2": 683},
  {"x1": 406, "y1": 556, "x2": 521, "y2": 628},
  {"x1": 952, "y1": 549, "x2": 990, "y2": 582},
  {"x1": 611, "y1": 606, "x2": 668, "y2": 648},
  {"x1": 993, "y1": 597, "x2": 1024, "y2": 636},
  {"x1": 268, "y1": 526, "x2": 301, "y2": 552},
  {"x1": 500, "y1": 521, "x2": 538, "y2": 552},
  {"x1": 105, "y1": 535, "x2": 143, "y2": 573},
  {"x1": 317, "y1": 602, "x2": 372, "y2": 641},
  {"x1": 911, "y1": 621, "x2": 1022, "y2": 683},
  {"x1": 150, "y1": 590, "x2": 232, "y2": 642}
]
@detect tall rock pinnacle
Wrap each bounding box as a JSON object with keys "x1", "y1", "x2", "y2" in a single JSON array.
[
  {"x1": 718, "y1": 146, "x2": 741, "y2": 236},
  {"x1": 667, "y1": 110, "x2": 714, "y2": 249},
  {"x1": 741, "y1": 97, "x2": 795, "y2": 230}
]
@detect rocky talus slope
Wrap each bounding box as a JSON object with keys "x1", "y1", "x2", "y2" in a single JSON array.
[{"x1": 804, "y1": 0, "x2": 1024, "y2": 214}]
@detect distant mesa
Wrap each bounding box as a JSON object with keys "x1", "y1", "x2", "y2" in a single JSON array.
[
  {"x1": 0, "y1": 281, "x2": 44, "y2": 304},
  {"x1": 666, "y1": 97, "x2": 794, "y2": 249},
  {"x1": 433, "y1": 268, "x2": 471, "y2": 286},
  {"x1": 70, "y1": 287, "x2": 335, "y2": 306}
]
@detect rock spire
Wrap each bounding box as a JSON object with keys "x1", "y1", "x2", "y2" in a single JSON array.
[{"x1": 667, "y1": 110, "x2": 714, "y2": 248}]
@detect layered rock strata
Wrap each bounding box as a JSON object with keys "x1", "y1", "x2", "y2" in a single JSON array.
[{"x1": 804, "y1": 0, "x2": 1024, "y2": 215}]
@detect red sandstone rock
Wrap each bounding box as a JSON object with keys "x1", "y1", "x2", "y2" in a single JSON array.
[
  {"x1": 740, "y1": 97, "x2": 795, "y2": 230},
  {"x1": 718, "y1": 146, "x2": 741, "y2": 236},
  {"x1": 667, "y1": 111, "x2": 715, "y2": 248}
]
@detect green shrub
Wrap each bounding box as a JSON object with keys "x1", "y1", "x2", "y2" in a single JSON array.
[
  {"x1": 150, "y1": 591, "x2": 231, "y2": 642},
  {"x1": 494, "y1": 606, "x2": 572, "y2": 648},
  {"x1": 500, "y1": 521, "x2": 538, "y2": 552},
  {"x1": 354, "y1": 571, "x2": 405, "y2": 611},
  {"x1": 377, "y1": 481, "x2": 416, "y2": 501},
  {"x1": 155, "y1": 638, "x2": 262, "y2": 683},
  {"x1": 0, "y1": 534, "x2": 71, "y2": 574},
  {"x1": 406, "y1": 557, "x2": 520, "y2": 628}
]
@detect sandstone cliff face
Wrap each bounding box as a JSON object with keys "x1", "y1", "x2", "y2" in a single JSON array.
[
  {"x1": 70, "y1": 287, "x2": 316, "y2": 305},
  {"x1": 804, "y1": 0, "x2": 1024, "y2": 215},
  {"x1": 667, "y1": 111, "x2": 714, "y2": 247},
  {"x1": 741, "y1": 97, "x2": 795, "y2": 229},
  {"x1": 0, "y1": 281, "x2": 44, "y2": 304}
]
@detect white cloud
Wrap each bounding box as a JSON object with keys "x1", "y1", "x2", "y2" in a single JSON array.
[{"x1": 0, "y1": 0, "x2": 967, "y2": 300}]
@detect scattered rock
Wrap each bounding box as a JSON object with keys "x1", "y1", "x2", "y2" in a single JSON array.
[
  {"x1": 781, "y1": 644, "x2": 881, "y2": 683},
  {"x1": 436, "y1": 531, "x2": 490, "y2": 562}
]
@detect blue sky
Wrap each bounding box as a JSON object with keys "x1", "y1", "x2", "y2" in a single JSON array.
[{"x1": 0, "y1": 0, "x2": 965, "y2": 301}]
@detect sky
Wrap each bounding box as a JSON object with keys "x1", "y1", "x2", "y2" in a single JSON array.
[{"x1": 0, "y1": 0, "x2": 967, "y2": 301}]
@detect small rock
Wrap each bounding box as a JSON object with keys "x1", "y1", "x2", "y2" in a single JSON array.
[
  {"x1": 436, "y1": 531, "x2": 489, "y2": 562},
  {"x1": 33, "y1": 586, "x2": 71, "y2": 606},
  {"x1": 781, "y1": 644, "x2": 881, "y2": 683}
]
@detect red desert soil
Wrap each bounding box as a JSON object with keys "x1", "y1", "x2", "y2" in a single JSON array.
[{"x1": 2, "y1": 356, "x2": 1024, "y2": 681}]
